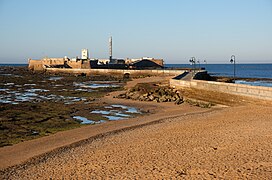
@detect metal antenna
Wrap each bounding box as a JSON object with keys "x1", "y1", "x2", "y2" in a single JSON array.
[{"x1": 109, "y1": 36, "x2": 112, "y2": 61}]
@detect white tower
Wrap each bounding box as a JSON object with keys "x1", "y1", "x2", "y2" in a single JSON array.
[
  {"x1": 109, "y1": 36, "x2": 112, "y2": 61},
  {"x1": 81, "y1": 49, "x2": 89, "y2": 60}
]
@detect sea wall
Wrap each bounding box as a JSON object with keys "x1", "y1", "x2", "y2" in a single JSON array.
[
  {"x1": 45, "y1": 68, "x2": 185, "y2": 76},
  {"x1": 170, "y1": 79, "x2": 272, "y2": 100},
  {"x1": 28, "y1": 59, "x2": 44, "y2": 71},
  {"x1": 28, "y1": 58, "x2": 88, "y2": 70}
]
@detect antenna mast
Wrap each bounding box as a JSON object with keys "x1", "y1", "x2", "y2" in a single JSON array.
[{"x1": 109, "y1": 36, "x2": 112, "y2": 61}]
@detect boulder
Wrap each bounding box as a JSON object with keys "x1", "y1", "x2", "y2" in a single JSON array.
[
  {"x1": 149, "y1": 95, "x2": 155, "y2": 101},
  {"x1": 117, "y1": 83, "x2": 184, "y2": 105}
]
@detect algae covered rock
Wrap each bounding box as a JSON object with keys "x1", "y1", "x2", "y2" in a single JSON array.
[{"x1": 117, "y1": 83, "x2": 184, "y2": 105}]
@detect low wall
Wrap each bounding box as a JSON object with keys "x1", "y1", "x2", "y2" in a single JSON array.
[
  {"x1": 170, "y1": 79, "x2": 272, "y2": 100},
  {"x1": 45, "y1": 68, "x2": 185, "y2": 76}
]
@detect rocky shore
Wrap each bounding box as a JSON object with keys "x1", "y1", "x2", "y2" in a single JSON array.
[
  {"x1": 117, "y1": 83, "x2": 184, "y2": 104},
  {"x1": 0, "y1": 66, "x2": 137, "y2": 147},
  {"x1": 116, "y1": 82, "x2": 214, "y2": 108}
]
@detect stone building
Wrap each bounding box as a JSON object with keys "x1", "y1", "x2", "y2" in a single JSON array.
[{"x1": 28, "y1": 49, "x2": 91, "y2": 71}]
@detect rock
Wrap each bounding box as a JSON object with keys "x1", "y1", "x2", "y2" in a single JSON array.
[
  {"x1": 166, "y1": 95, "x2": 171, "y2": 101},
  {"x1": 175, "y1": 97, "x2": 184, "y2": 105},
  {"x1": 149, "y1": 95, "x2": 155, "y2": 101},
  {"x1": 131, "y1": 93, "x2": 140, "y2": 100},
  {"x1": 116, "y1": 83, "x2": 184, "y2": 105},
  {"x1": 138, "y1": 95, "x2": 146, "y2": 101},
  {"x1": 142, "y1": 93, "x2": 148, "y2": 97},
  {"x1": 160, "y1": 95, "x2": 167, "y2": 102}
]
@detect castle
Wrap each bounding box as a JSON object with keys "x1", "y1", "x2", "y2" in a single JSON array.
[{"x1": 28, "y1": 37, "x2": 164, "y2": 71}]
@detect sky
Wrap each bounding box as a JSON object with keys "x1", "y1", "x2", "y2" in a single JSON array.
[{"x1": 0, "y1": 0, "x2": 272, "y2": 64}]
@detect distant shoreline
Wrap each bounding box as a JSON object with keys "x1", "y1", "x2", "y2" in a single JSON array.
[
  {"x1": 1, "y1": 63, "x2": 272, "y2": 65},
  {"x1": 1, "y1": 64, "x2": 271, "y2": 80}
]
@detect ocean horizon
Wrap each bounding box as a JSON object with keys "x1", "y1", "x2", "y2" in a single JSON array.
[{"x1": 1, "y1": 63, "x2": 271, "y2": 79}]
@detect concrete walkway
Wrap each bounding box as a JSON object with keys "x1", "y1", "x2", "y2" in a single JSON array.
[{"x1": 173, "y1": 71, "x2": 195, "y2": 81}]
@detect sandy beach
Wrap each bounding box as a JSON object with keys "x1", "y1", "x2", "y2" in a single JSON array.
[{"x1": 1, "y1": 76, "x2": 272, "y2": 179}]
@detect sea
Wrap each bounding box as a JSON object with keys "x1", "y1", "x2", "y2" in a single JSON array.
[
  {"x1": 165, "y1": 64, "x2": 272, "y2": 79},
  {"x1": 1, "y1": 63, "x2": 272, "y2": 87},
  {"x1": 166, "y1": 63, "x2": 272, "y2": 87}
]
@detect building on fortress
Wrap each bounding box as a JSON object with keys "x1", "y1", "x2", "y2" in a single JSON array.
[{"x1": 89, "y1": 57, "x2": 164, "y2": 70}]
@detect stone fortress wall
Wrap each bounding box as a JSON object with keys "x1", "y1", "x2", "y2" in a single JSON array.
[
  {"x1": 28, "y1": 58, "x2": 89, "y2": 71},
  {"x1": 45, "y1": 68, "x2": 185, "y2": 77}
]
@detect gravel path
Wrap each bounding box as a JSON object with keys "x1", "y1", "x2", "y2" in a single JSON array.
[{"x1": 1, "y1": 104, "x2": 271, "y2": 179}]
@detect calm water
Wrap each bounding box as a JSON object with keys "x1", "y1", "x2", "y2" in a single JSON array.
[
  {"x1": 1, "y1": 63, "x2": 271, "y2": 79},
  {"x1": 0, "y1": 64, "x2": 27, "y2": 67},
  {"x1": 166, "y1": 64, "x2": 272, "y2": 79}
]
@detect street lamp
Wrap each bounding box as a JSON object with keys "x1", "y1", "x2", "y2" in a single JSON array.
[
  {"x1": 230, "y1": 55, "x2": 236, "y2": 81},
  {"x1": 203, "y1": 60, "x2": 207, "y2": 70},
  {"x1": 197, "y1": 60, "x2": 200, "y2": 69},
  {"x1": 189, "y1": 57, "x2": 196, "y2": 70},
  {"x1": 189, "y1": 57, "x2": 196, "y2": 78},
  {"x1": 189, "y1": 57, "x2": 196, "y2": 71}
]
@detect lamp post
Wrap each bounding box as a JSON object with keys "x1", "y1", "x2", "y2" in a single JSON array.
[
  {"x1": 197, "y1": 60, "x2": 200, "y2": 69},
  {"x1": 189, "y1": 57, "x2": 196, "y2": 70},
  {"x1": 189, "y1": 57, "x2": 196, "y2": 78},
  {"x1": 230, "y1": 55, "x2": 236, "y2": 81},
  {"x1": 203, "y1": 60, "x2": 207, "y2": 70}
]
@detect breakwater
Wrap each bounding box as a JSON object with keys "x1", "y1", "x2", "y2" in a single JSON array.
[
  {"x1": 170, "y1": 78, "x2": 272, "y2": 101},
  {"x1": 45, "y1": 68, "x2": 185, "y2": 76}
]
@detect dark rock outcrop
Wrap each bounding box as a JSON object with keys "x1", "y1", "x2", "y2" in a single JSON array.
[{"x1": 117, "y1": 83, "x2": 184, "y2": 105}]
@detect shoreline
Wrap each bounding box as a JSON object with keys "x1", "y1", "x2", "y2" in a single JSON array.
[
  {"x1": 0, "y1": 103, "x2": 214, "y2": 170},
  {"x1": 0, "y1": 76, "x2": 212, "y2": 169},
  {"x1": 0, "y1": 101, "x2": 213, "y2": 170}
]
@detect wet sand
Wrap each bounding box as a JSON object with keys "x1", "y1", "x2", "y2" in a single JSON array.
[{"x1": 1, "y1": 76, "x2": 272, "y2": 179}]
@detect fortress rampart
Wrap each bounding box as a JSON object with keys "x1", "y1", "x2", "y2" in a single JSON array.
[
  {"x1": 28, "y1": 58, "x2": 90, "y2": 71},
  {"x1": 45, "y1": 68, "x2": 185, "y2": 76}
]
